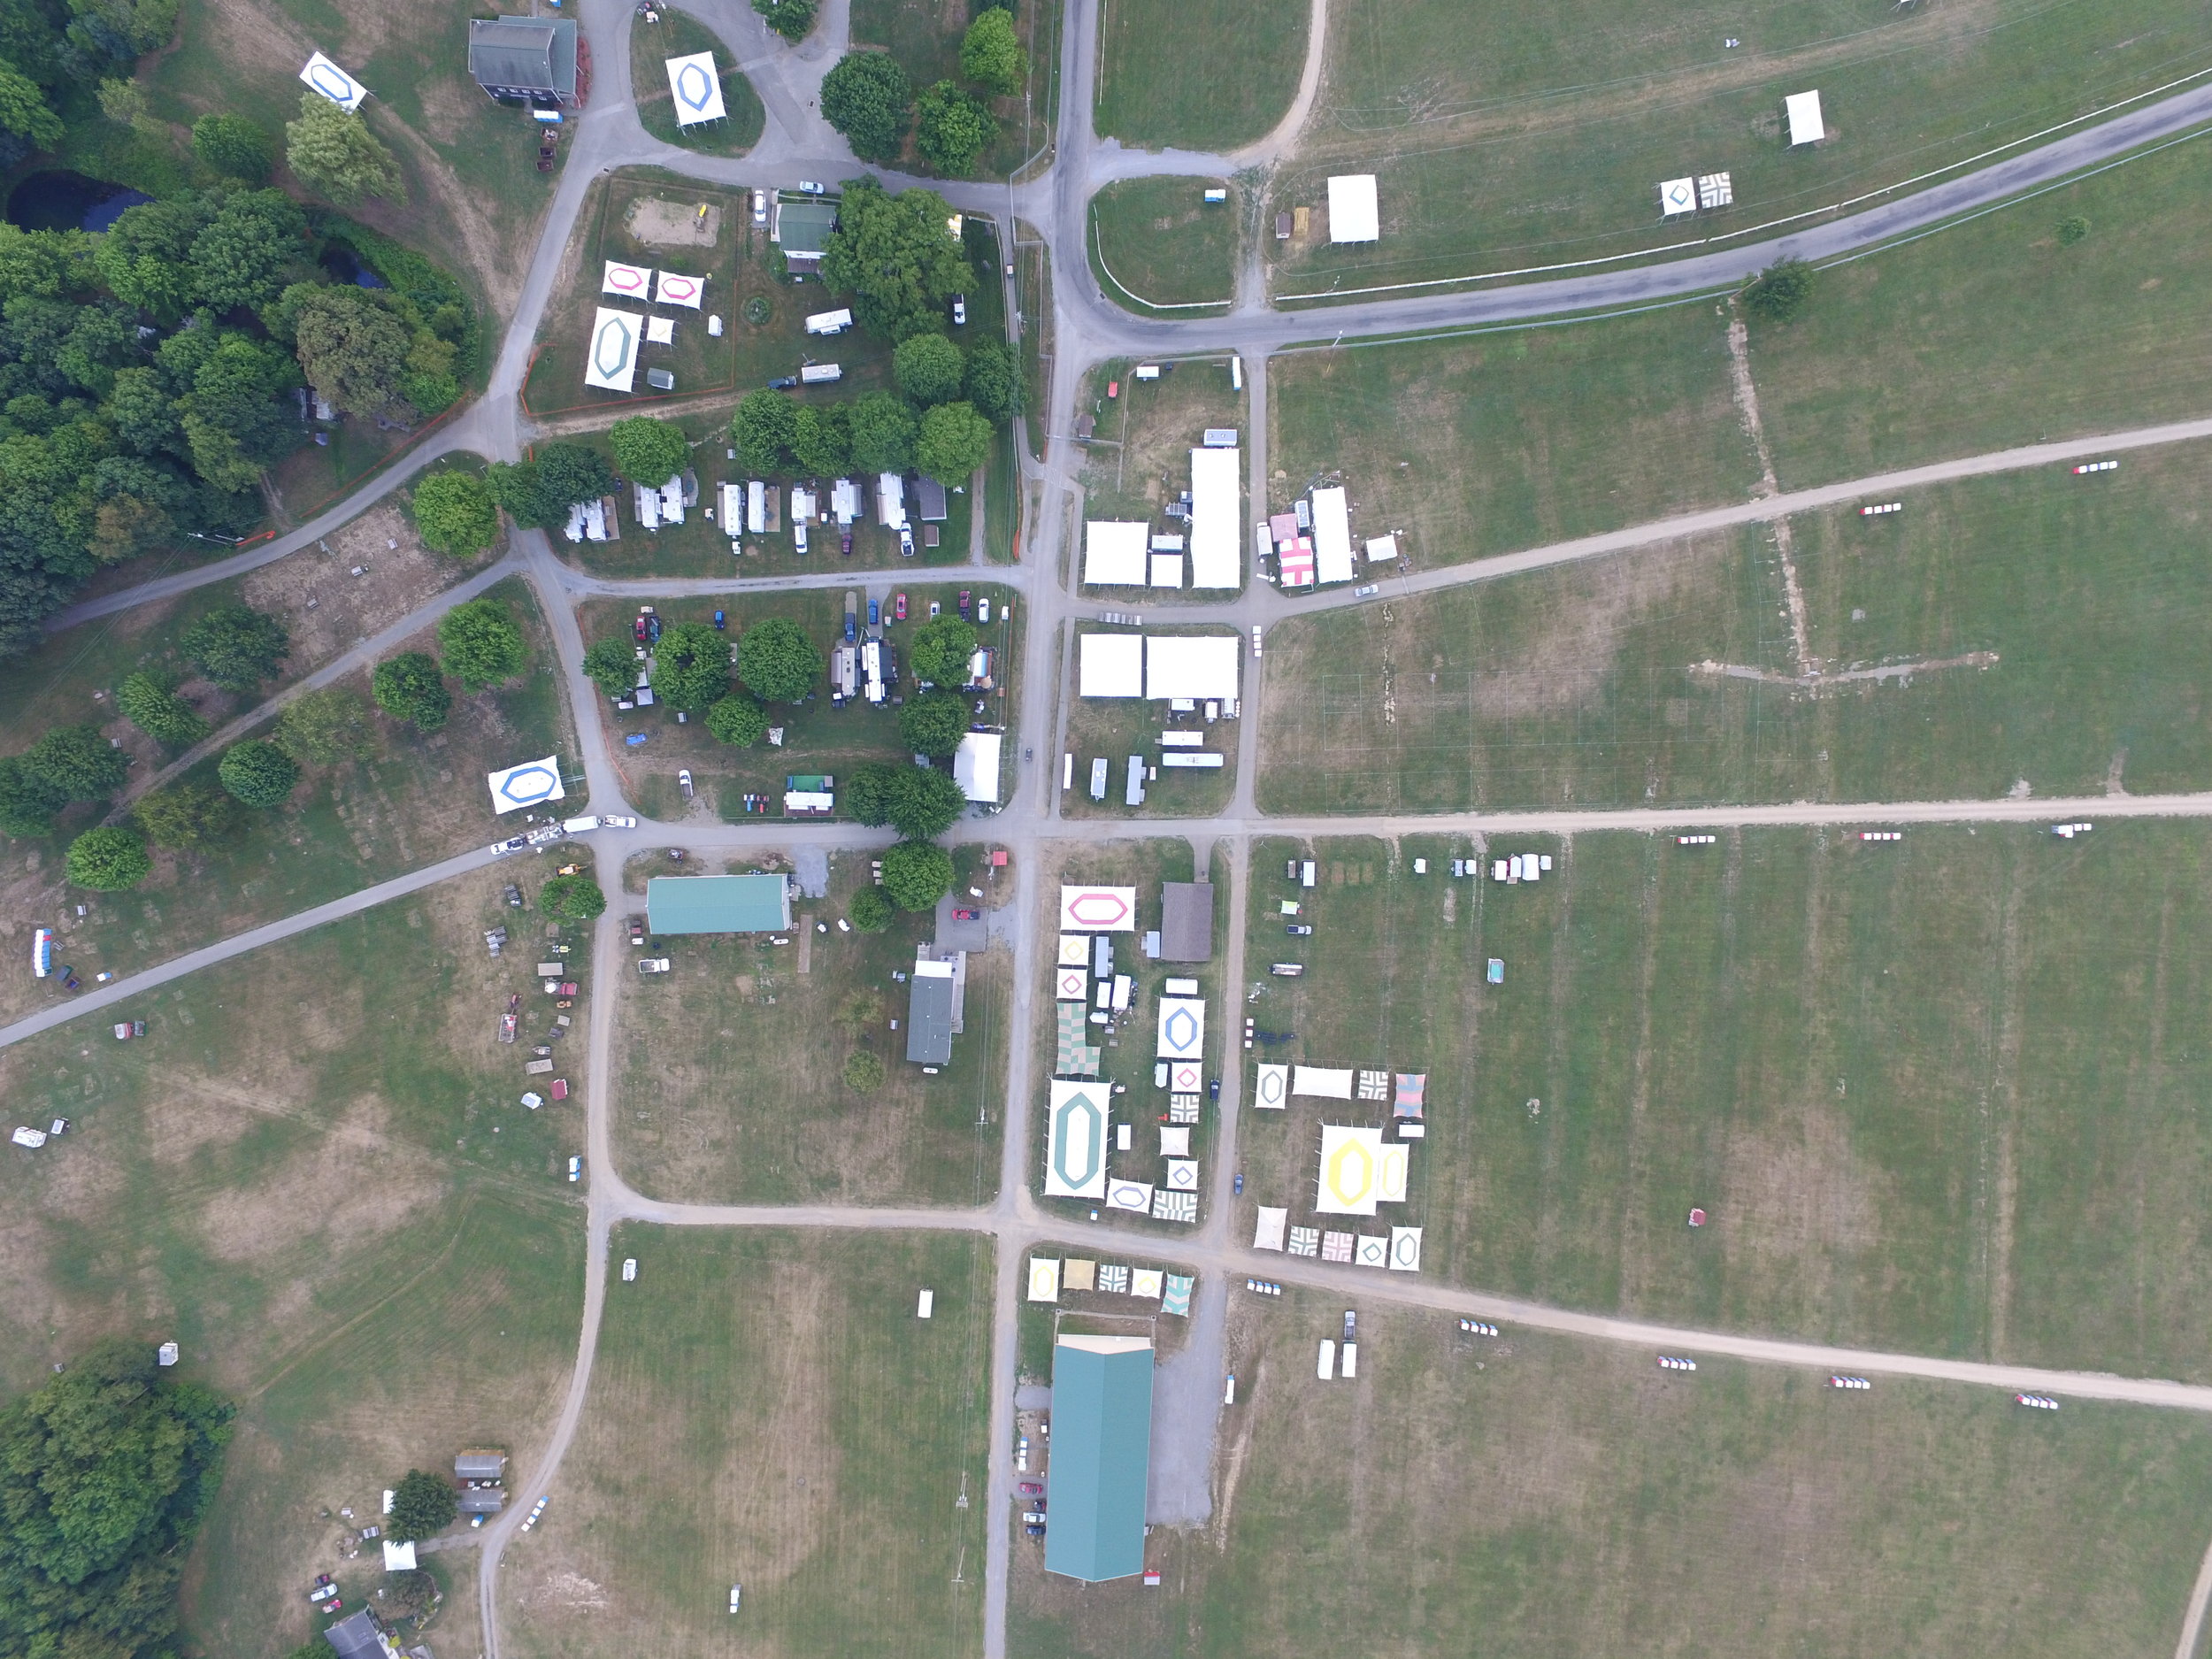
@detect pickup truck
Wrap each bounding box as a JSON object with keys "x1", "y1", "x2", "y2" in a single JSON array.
[
  {"x1": 488, "y1": 835, "x2": 526, "y2": 856},
  {"x1": 637, "y1": 958, "x2": 672, "y2": 974},
  {"x1": 525, "y1": 825, "x2": 565, "y2": 847}
]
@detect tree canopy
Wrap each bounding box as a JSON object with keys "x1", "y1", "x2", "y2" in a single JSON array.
[
  {"x1": 908, "y1": 614, "x2": 977, "y2": 686},
  {"x1": 730, "y1": 389, "x2": 796, "y2": 475},
  {"x1": 963, "y1": 338, "x2": 1023, "y2": 425},
  {"x1": 819, "y1": 179, "x2": 967, "y2": 342},
  {"x1": 0, "y1": 758, "x2": 65, "y2": 837},
  {"x1": 285, "y1": 91, "x2": 403, "y2": 207},
  {"x1": 898, "y1": 691, "x2": 968, "y2": 757},
  {"x1": 848, "y1": 884, "x2": 893, "y2": 932},
  {"x1": 582, "y1": 637, "x2": 638, "y2": 701},
  {"x1": 736, "y1": 616, "x2": 822, "y2": 703},
  {"x1": 893, "y1": 331, "x2": 964, "y2": 407},
  {"x1": 371, "y1": 651, "x2": 450, "y2": 733},
  {"x1": 791, "y1": 402, "x2": 850, "y2": 475},
  {"x1": 65, "y1": 823, "x2": 150, "y2": 888},
  {"x1": 820, "y1": 52, "x2": 911, "y2": 164},
  {"x1": 881, "y1": 837, "x2": 954, "y2": 910},
  {"x1": 916, "y1": 400, "x2": 993, "y2": 483},
  {"x1": 412, "y1": 471, "x2": 499, "y2": 557},
  {"x1": 273, "y1": 687, "x2": 371, "y2": 767},
  {"x1": 116, "y1": 671, "x2": 209, "y2": 749},
  {"x1": 706, "y1": 692, "x2": 770, "y2": 747},
  {"x1": 438, "y1": 597, "x2": 526, "y2": 691},
  {"x1": 281, "y1": 282, "x2": 416, "y2": 421},
  {"x1": 960, "y1": 9, "x2": 1026, "y2": 94},
  {"x1": 848, "y1": 390, "x2": 916, "y2": 474},
  {"x1": 134, "y1": 780, "x2": 237, "y2": 849},
  {"x1": 489, "y1": 443, "x2": 614, "y2": 529},
  {"x1": 217, "y1": 738, "x2": 297, "y2": 806},
  {"x1": 1741, "y1": 257, "x2": 1814, "y2": 323},
  {"x1": 753, "y1": 0, "x2": 817, "y2": 41},
  {"x1": 388, "y1": 1470, "x2": 456, "y2": 1543},
  {"x1": 192, "y1": 112, "x2": 273, "y2": 182},
  {"x1": 916, "y1": 81, "x2": 995, "y2": 175},
  {"x1": 20, "y1": 723, "x2": 128, "y2": 801},
  {"x1": 608, "y1": 415, "x2": 688, "y2": 484},
  {"x1": 653, "y1": 619, "x2": 730, "y2": 712},
  {"x1": 540, "y1": 872, "x2": 607, "y2": 923},
  {"x1": 180, "y1": 603, "x2": 288, "y2": 693},
  {"x1": 848, "y1": 759, "x2": 965, "y2": 838}
]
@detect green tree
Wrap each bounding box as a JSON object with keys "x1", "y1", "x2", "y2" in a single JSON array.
[
  {"x1": 539, "y1": 442, "x2": 616, "y2": 512},
  {"x1": 217, "y1": 738, "x2": 298, "y2": 806},
  {"x1": 791, "y1": 402, "x2": 850, "y2": 475},
  {"x1": 820, "y1": 51, "x2": 911, "y2": 164},
  {"x1": 388, "y1": 1469, "x2": 457, "y2": 1542},
  {"x1": 731, "y1": 388, "x2": 796, "y2": 475},
  {"x1": 0, "y1": 58, "x2": 62, "y2": 154},
  {"x1": 886, "y1": 764, "x2": 966, "y2": 837},
  {"x1": 540, "y1": 872, "x2": 606, "y2": 922},
  {"x1": 282, "y1": 282, "x2": 415, "y2": 420},
  {"x1": 653, "y1": 619, "x2": 730, "y2": 712},
  {"x1": 1740, "y1": 257, "x2": 1814, "y2": 323},
  {"x1": 848, "y1": 884, "x2": 893, "y2": 933},
  {"x1": 916, "y1": 400, "x2": 992, "y2": 483},
  {"x1": 0, "y1": 1340, "x2": 234, "y2": 1659},
  {"x1": 273, "y1": 686, "x2": 371, "y2": 766},
  {"x1": 65, "y1": 823, "x2": 150, "y2": 888},
  {"x1": 753, "y1": 0, "x2": 818, "y2": 41},
  {"x1": 960, "y1": 8, "x2": 1025, "y2": 93},
  {"x1": 820, "y1": 179, "x2": 968, "y2": 341},
  {"x1": 180, "y1": 602, "x2": 288, "y2": 692},
  {"x1": 371, "y1": 651, "x2": 451, "y2": 733},
  {"x1": 2057, "y1": 214, "x2": 2091, "y2": 246},
  {"x1": 848, "y1": 389, "x2": 916, "y2": 473},
  {"x1": 20, "y1": 723, "x2": 128, "y2": 800},
  {"x1": 285, "y1": 91, "x2": 403, "y2": 207},
  {"x1": 384, "y1": 1568, "x2": 436, "y2": 1619},
  {"x1": 192, "y1": 112, "x2": 273, "y2": 182},
  {"x1": 438, "y1": 597, "x2": 526, "y2": 691},
  {"x1": 736, "y1": 616, "x2": 822, "y2": 703},
  {"x1": 0, "y1": 757, "x2": 66, "y2": 836},
  {"x1": 191, "y1": 189, "x2": 307, "y2": 314},
  {"x1": 908, "y1": 614, "x2": 977, "y2": 685},
  {"x1": 916, "y1": 81, "x2": 995, "y2": 175},
  {"x1": 964, "y1": 338, "x2": 1022, "y2": 426},
  {"x1": 894, "y1": 331, "x2": 964, "y2": 406},
  {"x1": 705, "y1": 691, "x2": 770, "y2": 747},
  {"x1": 898, "y1": 690, "x2": 967, "y2": 757},
  {"x1": 881, "y1": 837, "x2": 953, "y2": 910},
  {"x1": 116, "y1": 671, "x2": 211, "y2": 748},
  {"x1": 412, "y1": 471, "x2": 500, "y2": 557},
  {"x1": 134, "y1": 780, "x2": 237, "y2": 849},
  {"x1": 70, "y1": 0, "x2": 180, "y2": 60},
  {"x1": 846, "y1": 760, "x2": 898, "y2": 826},
  {"x1": 95, "y1": 195, "x2": 208, "y2": 321},
  {"x1": 582, "y1": 637, "x2": 638, "y2": 701},
  {"x1": 842, "y1": 1049, "x2": 885, "y2": 1090},
  {"x1": 608, "y1": 415, "x2": 688, "y2": 484}
]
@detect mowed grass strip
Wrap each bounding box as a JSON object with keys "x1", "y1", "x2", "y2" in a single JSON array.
[
  {"x1": 1258, "y1": 444, "x2": 2212, "y2": 813},
  {"x1": 1015, "y1": 1300, "x2": 2212, "y2": 1658},
  {"x1": 1271, "y1": 0, "x2": 2212, "y2": 293},
  {"x1": 1094, "y1": 0, "x2": 1310, "y2": 151},
  {"x1": 503, "y1": 1228, "x2": 990, "y2": 1659},
  {"x1": 1238, "y1": 826, "x2": 2212, "y2": 1380},
  {"x1": 1091, "y1": 178, "x2": 1237, "y2": 312}
]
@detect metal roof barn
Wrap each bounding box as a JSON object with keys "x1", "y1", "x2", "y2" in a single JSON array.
[
  {"x1": 1157, "y1": 880, "x2": 1214, "y2": 961},
  {"x1": 905, "y1": 961, "x2": 956, "y2": 1064},
  {"x1": 1045, "y1": 1336, "x2": 1155, "y2": 1581},
  {"x1": 645, "y1": 873, "x2": 792, "y2": 933},
  {"x1": 467, "y1": 17, "x2": 580, "y2": 104}
]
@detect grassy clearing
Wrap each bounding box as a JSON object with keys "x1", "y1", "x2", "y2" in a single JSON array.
[
  {"x1": 1076, "y1": 356, "x2": 1246, "y2": 540},
  {"x1": 0, "y1": 575, "x2": 573, "y2": 1027},
  {"x1": 851, "y1": 0, "x2": 1059, "y2": 175},
  {"x1": 1269, "y1": 0, "x2": 2212, "y2": 297},
  {"x1": 1257, "y1": 442, "x2": 2212, "y2": 812},
  {"x1": 0, "y1": 864, "x2": 589, "y2": 1656},
  {"x1": 1266, "y1": 303, "x2": 1758, "y2": 569},
  {"x1": 632, "y1": 9, "x2": 766, "y2": 154},
  {"x1": 1063, "y1": 626, "x2": 1242, "y2": 820},
  {"x1": 611, "y1": 852, "x2": 1005, "y2": 1207},
  {"x1": 1235, "y1": 825, "x2": 2212, "y2": 1380},
  {"x1": 1014, "y1": 1297, "x2": 2212, "y2": 1657},
  {"x1": 503, "y1": 1229, "x2": 989, "y2": 1659},
  {"x1": 1015, "y1": 220, "x2": 1051, "y2": 459},
  {"x1": 1094, "y1": 0, "x2": 1309, "y2": 151},
  {"x1": 1090, "y1": 178, "x2": 1236, "y2": 313}
]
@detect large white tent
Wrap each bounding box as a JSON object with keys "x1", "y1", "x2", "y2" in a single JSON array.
[
  {"x1": 954, "y1": 733, "x2": 1002, "y2": 803},
  {"x1": 654, "y1": 270, "x2": 706, "y2": 308},
  {"x1": 1059, "y1": 886, "x2": 1138, "y2": 931},
  {"x1": 1327, "y1": 174, "x2": 1379, "y2": 242},
  {"x1": 1156, "y1": 996, "x2": 1205, "y2": 1061},
  {"x1": 1294, "y1": 1065, "x2": 1356, "y2": 1099},
  {"x1": 487, "y1": 756, "x2": 564, "y2": 814},
  {"x1": 1785, "y1": 90, "x2": 1824, "y2": 145},
  {"x1": 300, "y1": 50, "x2": 369, "y2": 111},
  {"x1": 1253, "y1": 1062, "x2": 1288, "y2": 1110},
  {"x1": 602, "y1": 260, "x2": 652, "y2": 299},
  {"x1": 1079, "y1": 633, "x2": 1144, "y2": 697},
  {"x1": 1310, "y1": 486, "x2": 1355, "y2": 585},
  {"x1": 1187, "y1": 447, "x2": 1240, "y2": 588},
  {"x1": 1144, "y1": 634, "x2": 1240, "y2": 701},
  {"x1": 664, "y1": 50, "x2": 727, "y2": 124},
  {"x1": 1083, "y1": 520, "x2": 1149, "y2": 586},
  {"x1": 1316, "y1": 1124, "x2": 1386, "y2": 1215},
  {"x1": 1044, "y1": 1081, "x2": 1109, "y2": 1198},
  {"x1": 1254, "y1": 1207, "x2": 1288, "y2": 1251},
  {"x1": 585, "y1": 308, "x2": 642, "y2": 392}
]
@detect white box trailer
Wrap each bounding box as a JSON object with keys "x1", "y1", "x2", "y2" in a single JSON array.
[
  {"x1": 1317, "y1": 1339, "x2": 1336, "y2": 1379},
  {"x1": 804, "y1": 308, "x2": 853, "y2": 334},
  {"x1": 748, "y1": 480, "x2": 765, "y2": 534},
  {"x1": 800, "y1": 362, "x2": 843, "y2": 384}
]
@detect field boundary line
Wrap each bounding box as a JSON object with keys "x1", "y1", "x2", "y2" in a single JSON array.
[{"x1": 1089, "y1": 201, "x2": 1235, "y2": 314}]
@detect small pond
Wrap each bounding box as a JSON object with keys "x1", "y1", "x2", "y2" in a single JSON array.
[
  {"x1": 319, "y1": 244, "x2": 388, "y2": 288},
  {"x1": 5, "y1": 171, "x2": 152, "y2": 233}
]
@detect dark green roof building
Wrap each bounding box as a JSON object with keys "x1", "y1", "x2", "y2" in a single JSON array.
[
  {"x1": 645, "y1": 873, "x2": 792, "y2": 934},
  {"x1": 1043, "y1": 1335, "x2": 1154, "y2": 1582}
]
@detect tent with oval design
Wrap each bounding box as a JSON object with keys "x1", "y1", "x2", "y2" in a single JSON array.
[
  {"x1": 1045, "y1": 1081, "x2": 1109, "y2": 1198},
  {"x1": 1316, "y1": 1124, "x2": 1384, "y2": 1215},
  {"x1": 664, "y1": 50, "x2": 727, "y2": 124},
  {"x1": 1059, "y1": 886, "x2": 1137, "y2": 932},
  {"x1": 602, "y1": 260, "x2": 652, "y2": 299},
  {"x1": 585, "y1": 308, "x2": 643, "y2": 392},
  {"x1": 1155, "y1": 996, "x2": 1204, "y2": 1060},
  {"x1": 299, "y1": 50, "x2": 369, "y2": 111},
  {"x1": 655, "y1": 270, "x2": 706, "y2": 309}
]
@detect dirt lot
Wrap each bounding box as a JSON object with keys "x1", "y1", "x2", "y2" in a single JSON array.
[
  {"x1": 242, "y1": 501, "x2": 489, "y2": 670},
  {"x1": 629, "y1": 197, "x2": 722, "y2": 250}
]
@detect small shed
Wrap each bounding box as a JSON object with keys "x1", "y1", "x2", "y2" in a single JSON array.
[
  {"x1": 1157, "y1": 881, "x2": 1214, "y2": 962},
  {"x1": 457, "y1": 1487, "x2": 507, "y2": 1514},
  {"x1": 914, "y1": 476, "x2": 949, "y2": 522},
  {"x1": 454, "y1": 1450, "x2": 507, "y2": 1481}
]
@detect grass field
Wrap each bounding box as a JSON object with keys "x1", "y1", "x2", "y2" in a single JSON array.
[
  {"x1": 611, "y1": 853, "x2": 1005, "y2": 1207},
  {"x1": 852, "y1": 0, "x2": 1060, "y2": 176},
  {"x1": 1268, "y1": 0, "x2": 2212, "y2": 297},
  {"x1": 1076, "y1": 356, "x2": 1246, "y2": 546},
  {"x1": 1234, "y1": 825, "x2": 2212, "y2": 1382},
  {"x1": 1090, "y1": 179, "x2": 1236, "y2": 313},
  {"x1": 1256, "y1": 442, "x2": 2212, "y2": 812},
  {"x1": 0, "y1": 864, "x2": 589, "y2": 1656},
  {"x1": 0, "y1": 575, "x2": 573, "y2": 1027},
  {"x1": 1063, "y1": 626, "x2": 1242, "y2": 819},
  {"x1": 1094, "y1": 0, "x2": 1309, "y2": 152},
  {"x1": 503, "y1": 1228, "x2": 989, "y2": 1659},
  {"x1": 1013, "y1": 1297, "x2": 2212, "y2": 1657},
  {"x1": 632, "y1": 10, "x2": 766, "y2": 154}
]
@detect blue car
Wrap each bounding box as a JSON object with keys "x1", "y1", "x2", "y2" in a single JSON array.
[
  {"x1": 712, "y1": 610, "x2": 726, "y2": 631},
  {"x1": 868, "y1": 598, "x2": 880, "y2": 628}
]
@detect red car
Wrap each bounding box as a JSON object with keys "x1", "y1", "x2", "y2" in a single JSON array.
[
  {"x1": 953, "y1": 907, "x2": 979, "y2": 922},
  {"x1": 894, "y1": 592, "x2": 907, "y2": 621},
  {"x1": 1018, "y1": 1482, "x2": 1043, "y2": 1495},
  {"x1": 957, "y1": 589, "x2": 972, "y2": 618}
]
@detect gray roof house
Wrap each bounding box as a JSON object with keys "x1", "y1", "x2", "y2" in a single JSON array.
[
  {"x1": 467, "y1": 17, "x2": 582, "y2": 106},
  {"x1": 1158, "y1": 881, "x2": 1215, "y2": 962},
  {"x1": 322, "y1": 1609, "x2": 399, "y2": 1659},
  {"x1": 905, "y1": 958, "x2": 957, "y2": 1065},
  {"x1": 914, "y1": 476, "x2": 949, "y2": 521}
]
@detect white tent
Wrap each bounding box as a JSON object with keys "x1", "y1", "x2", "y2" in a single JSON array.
[
  {"x1": 1317, "y1": 1124, "x2": 1386, "y2": 1215},
  {"x1": 1187, "y1": 447, "x2": 1241, "y2": 588},
  {"x1": 644, "y1": 315, "x2": 675, "y2": 345},
  {"x1": 1388, "y1": 1226, "x2": 1423, "y2": 1272},
  {"x1": 1365, "y1": 533, "x2": 1397, "y2": 563},
  {"x1": 1160, "y1": 1125, "x2": 1191, "y2": 1157},
  {"x1": 1057, "y1": 934, "x2": 1091, "y2": 965},
  {"x1": 1027, "y1": 1257, "x2": 1061, "y2": 1301},
  {"x1": 1354, "y1": 1234, "x2": 1389, "y2": 1268},
  {"x1": 300, "y1": 50, "x2": 369, "y2": 111},
  {"x1": 1659, "y1": 176, "x2": 1697, "y2": 217},
  {"x1": 655, "y1": 269, "x2": 705, "y2": 309},
  {"x1": 602, "y1": 260, "x2": 652, "y2": 299},
  {"x1": 1058, "y1": 886, "x2": 1137, "y2": 931},
  {"x1": 1785, "y1": 90, "x2": 1824, "y2": 145},
  {"x1": 585, "y1": 308, "x2": 642, "y2": 392},
  {"x1": 1377, "y1": 1141, "x2": 1409, "y2": 1204},
  {"x1": 1148, "y1": 553, "x2": 1185, "y2": 588},
  {"x1": 1327, "y1": 174, "x2": 1379, "y2": 242},
  {"x1": 1310, "y1": 487, "x2": 1355, "y2": 585},
  {"x1": 1156, "y1": 996, "x2": 1205, "y2": 1060},
  {"x1": 1294, "y1": 1065, "x2": 1356, "y2": 1099},
  {"x1": 487, "y1": 756, "x2": 564, "y2": 814},
  {"x1": 1164, "y1": 1159, "x2": 1199, "y2": 1192},
  {"x1": 1144, "y1": 634, "x2": 1240, "y2": 701},
  {"x1": 665, "y1": 50, "x2": 727, "y2": 124},
  {"x1": 381, "y1": 1540, "x2": 418, "y2": 1572},
  {"x1": 1079, "y1": 633, "x2": 1145, "y2": 697},
  {"x1": 1083, "y1": 520, "x2": 1149, "y2": 586},
  {"x1": 1253, "y1": 1062, "x2": 1288, "y2": 1110},
  {"x1": 953, "y1": 733, "x2": 1002, "y2": 804},
  {"x1": 1130, "y1": 1267, "x2": 1165, "y2": 1299},
  {"x1": 1054, "y1": 964, "x2": 1087, "y2": 1000},
  {"x1": 1106, "y1": 1179, "x2": 1154, "y2": 1214},
  {"x1": 1254, "y1": 1206, "x2": 1288, "y2": 1251},
  {"x1": 1043, "y1": 1081, "x2": 1109, "y2": 1198}
]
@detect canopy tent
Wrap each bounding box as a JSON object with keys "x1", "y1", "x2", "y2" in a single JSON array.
[
  {"x1": 1162, "y1": 1274, "x2": 1194, "y2": 1316},
  {"x1": 602, "y1": 260, "x2": 652, "y2": 299},
  {"x1": 300, "y1": 50, "x2": 369, "y2": 111},
  {"x1": 1393, "y1": 1073, "x2": 1427, "y2": 1118},
  {"x1": 585, "y1": 308, "x2": 642, "y2": 392},
  {"x1": 643, "y1": 315, "x2": 675, "y2": 345},
  {"x1": 1057, "y1": 934, "x2": 1092, "y2": 965},
  {"x1": 1079, "y1": 633, "x2": 1144, "y2": 697},
  {"x1": 1159, "y1": 1126, "x2": 1191, "y2": 1157},
  {"x1": 1156, "y1": 996, "x2": 1204, "y2": 1061},
  {"x1": 1294, "y1": 1065, "x2": 1356, "y2": 1099},
  {"x1": 1055, "y1": 1002, "x2": 1100, "y2": 1075},
  {"x1": 1144, "y1": 634, "x2": 1240, "y2": 701},
  {"x1": 1365, "y1": 534, "x2": 1398, "y2": 563},
  {"x1": 1327, "y1": 174, "x2": 1379, "y2": 242},
  {"x1": 1164, "y1": 1057, "x2": 1202, "y2": 1094},
  {"x1": 1310, "y1": 487, "x2": 1355, "y2": 585},
  {"x1": 1253, "y1": 1062, "x2": 1288, "y2": 1109},
  {"x1": 1317, "y1": 1124, "x2": 1386, "y2": 1215},
  {"x1": 1063, "y1": 1258, "x2": 1096, "y2": 1291},
  {"x1": 487, "y1": 755, "x2": 564, "y2": 814},
  {"x1": 665, "y1": 50, "x2": 727, "y2": 124},
  {"x1": 1044, "y1": 1081, "x2": 1110, "y2": 1198},
  {"x1": 1105, "y1": 1179, "x2": 1153, "y2": 1214},
  {"x1": 655, "y1": 269, "x2": 706, "y2": 308},
  {"x1": 1059, "y1": 886, "x2": 1137, "y2": 932},
  {"x1": 1254, "y1": 1207, "x2": 1288, "y2": 1250},
  {"x1": 1376, "y1": 1141, "x2": 1409, "y2": 1204},
  {"x1": 1027, "y1": 1257, "x2": 1061, "y2": 1302},
  {"x1": 1785, "y1": 89, "x2": 1824, "y2": 145},
  {"x1": 954, "y1": 733, "x2": 1002, "y2": 803},
  {"x1": 1164, "y1": 1159, "x2": 1199, "y2": 1192},
  {"x1": 1389, "y1": 1226, "x2": 1424, "y2": 1272},
  {"x1": 1083, "y1": 520, "x2": 1150, "y2": 586},
  {"x1": 1187, "y1": 447, "x2": 1240, "y2": 588},
  {"x1": 1130, "y1": 1268, "x2": 1164, "y2": 1300},
  {"x1": 1355, "y1": 1234, "x2": 1389, "y2": 1268},
  {"x1": 1659, "y1": 176, "x2": 1697, "y2": 216},
  {"x1": 1148, "y1": 553, "x2": 1184, "y2": 588}
]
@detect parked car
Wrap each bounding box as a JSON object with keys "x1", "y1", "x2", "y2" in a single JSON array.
[
  {"x1": 951, "y1": 295, "x2": 967, "y2": 326},
  {"x1": 1209, "y1": 1077, "x2": 1221, "y2": 1102},
  {"x1": 713, "y1": 609, "x2": 726, "y2": 630},
  {"x1": 1234, "y1": 1171, "x2": 1244, "y2": 1194},
  {"x1": 768, "y1": 375, "x2": 798, "y2": 390},
  {"x1": 751, "y1": 188, "x2": 768, "y2": 224},
  {"x1": 1354, "y1": 583, "x2": 1379, "y2": 597},
  {"x1": 1018, "y1": 1482, "x2": 1043, "y2": 1496},
  {"x1": 1286, "y1": 924, "x2": 1313, "y2": 935},
  {"x1": 953, "y1": 907, "x2": 980, "y2": 922},
  {"x1": 638, "y1": 958, "x2": 672, "y2": 974},
  {"x1": 488, "y1": 835, "x2": 527, "y2": 856},
  {"x1": 602, "y1": 815, "x2": 638, "y2": 828},
  {"x1": 798, "y1": 179, "x2": 826, "y2": 194},
  {"x1": 867, "y1": 597, "x2": 879, "y2": 628},
  {"x1": 957, "y1": 588, "x2": 972, "y2": 617},
  {"x1": 567, "y1": 1156, "x2": 582, "y2": 1182},
  {"x1": 679, "y1": 769, "x2": 695, "y2": 800},
  {"x1": 894, "y1": 591, "x2": 907, "y2": 620},
  {"x1": 630, "y1": 917, "x2": 646, "y2": 945}
]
